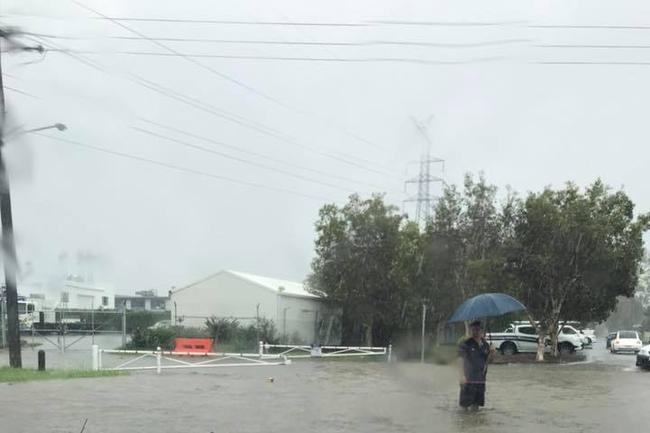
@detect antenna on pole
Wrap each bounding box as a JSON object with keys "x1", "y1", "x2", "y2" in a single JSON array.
[{"x1": 403, "y1": 115, "x2": 445, "y2": 227}]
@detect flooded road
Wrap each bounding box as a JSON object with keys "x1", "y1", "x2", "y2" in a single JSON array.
[
  {"x1": 0, "y1": 334, "x2": 126, "y2": 369},
  {"x1": 0, "y1": 341, "x2": 648, "y2": 433}
]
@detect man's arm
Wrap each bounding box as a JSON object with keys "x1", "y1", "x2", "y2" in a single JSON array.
[
  {"x1": 487, "y1": 342, "x2": 496, "y2": 362},
  {"x1": 458, "y1": 345, "x2": 467, "y2": 384}
]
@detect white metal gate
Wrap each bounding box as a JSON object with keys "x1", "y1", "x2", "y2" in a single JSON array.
[
  {"x1": 262, "y1": 343, "x2": 391, "y2": 361},
  {"x1": 92, "y1": 342, "x2": 392, "y2": 374},
  {"x1": 92, "y1": 345, "x2": 290, "y2": 374}
]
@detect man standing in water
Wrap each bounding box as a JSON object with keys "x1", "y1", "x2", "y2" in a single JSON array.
[{"x1": 458, "y1": 320, "x2": 494, "y2": 410}]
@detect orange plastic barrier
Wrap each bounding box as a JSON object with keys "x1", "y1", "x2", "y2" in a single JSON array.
[{"x1": 173, "y1": 338, "x2": 214, "y2": 354}]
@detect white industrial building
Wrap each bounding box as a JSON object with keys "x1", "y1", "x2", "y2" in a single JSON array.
[
  {"x1": 170, "y1": 270, "x2": 332, "y2": 344},
  {"x1": 20, "y1": 277, "x2": 115, "y2": 310},
  {"x1": 60, "y1": 280, "x2": 115, "y2": 310}
]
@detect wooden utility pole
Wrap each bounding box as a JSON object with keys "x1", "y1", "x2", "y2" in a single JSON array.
[{"x1": 0, "y1": 46, "x2": 22, "y2": 368}]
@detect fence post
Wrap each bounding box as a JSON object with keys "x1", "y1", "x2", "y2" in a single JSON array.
[
  {"x1": 387, "y1": 344, "x2": 392, "y2": 363},
  {"x1": 121, "y1": 305, "x2": 127, "y2": 348},
  {"x1": 91, "y1": 344, "x2": 99, "y2": 371},
  {"x1": 156, "y1": 346, "x2": 162, "y2": 374},
  {"x1": 38, "y1": 350, "x2": 46, "y2": 371},
  {"x1": 98, "y1": 347, "x2": 103, "y2": 370},
  {"x1": 258, "y1": 341, "x2": 264, "y2": 358}
]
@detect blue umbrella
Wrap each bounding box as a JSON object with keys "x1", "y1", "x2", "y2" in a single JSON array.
[{"x1": 448, "y1": 293, "x2": 526, "y2": 323}]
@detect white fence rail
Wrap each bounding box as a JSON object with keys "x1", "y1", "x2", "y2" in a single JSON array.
[
  {"x1": 92, "y1": 341, "x2": 392, "y2": 373},
  {"x1": 262, "y1": 343, "x2": 392, "y2": 361},
  {"x1": 92, "y1": 345, "x2": 290, "y2": 374}
]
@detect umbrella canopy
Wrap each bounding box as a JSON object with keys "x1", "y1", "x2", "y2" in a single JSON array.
[{"x1": 448, "y1": 293, "x2": 526, "y2": 323}]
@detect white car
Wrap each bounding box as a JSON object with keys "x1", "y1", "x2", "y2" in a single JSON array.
[
  {"x1": 487, "y1": 323, "x2": 583, "y2": 355},
  {"x1": 610, "y1": 330, "x2": 642, "y2": 354},
  {"x1": 580, "y1": 329, "x2": 597, "y2": 345},
  {"x1": 559, "y1": 325, "x2": 590, "y2": 346},
  {"x1": 636, "y1": 344, "x2": 650, "y2": 370},
  {"x1": 148, "y1": 320, "x2": 172, "y2": 330}
]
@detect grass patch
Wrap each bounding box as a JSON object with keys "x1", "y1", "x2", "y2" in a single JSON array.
[{"x1": 0, "y1": 367, "x2": 123, "y2": 383}]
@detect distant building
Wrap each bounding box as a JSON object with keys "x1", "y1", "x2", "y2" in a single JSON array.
[
  {"x1": 18, "y1": 279, "x2": 115, "y2": 311},
  {"x1": 60, "y1": 280, "x2": 115, "y2": 310},
  {"x1": 115, "y1": 290, "x2": 169, "y2": 311},
  {"x1": 170, "y1": 270, "x2": 334, "y2": 344}
]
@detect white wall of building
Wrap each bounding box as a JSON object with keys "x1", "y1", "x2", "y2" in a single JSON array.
[
  {"x1": 277, "y1": 293, "x2": 324, "y2": 344},
  {"x1": 170, "y1": 271, "x2": 329, "y2": 343},
  {"x1": 61, "y1": 282, "x2": 115, "y2": 310},
  {"x1": 171, "y1": 271, "x2": 278, "y2": 328}
]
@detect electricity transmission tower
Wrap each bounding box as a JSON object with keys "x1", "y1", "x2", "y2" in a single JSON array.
[{"x1": 403, "y1": 116, "x2": 445, "y2": 226}]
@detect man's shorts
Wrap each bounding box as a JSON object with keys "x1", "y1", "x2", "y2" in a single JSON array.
[{"x1": 459, "y1": 383, "x2": 486, "y2": 408}]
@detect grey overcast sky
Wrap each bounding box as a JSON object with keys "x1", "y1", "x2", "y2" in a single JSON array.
[{"x1": 2, "y1": 0, "x2": 649, "y2": 293}]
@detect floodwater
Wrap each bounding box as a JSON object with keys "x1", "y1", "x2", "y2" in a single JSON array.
[
  {"x1": 0, "y1": 341, "x2": 648, "y2": 433},
  {"x1": 0, "y1": 333, "x2": 127, "y2": 369}
]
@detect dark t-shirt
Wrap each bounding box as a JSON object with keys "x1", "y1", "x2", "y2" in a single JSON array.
[{"x1": 459, "y1": 337, "x2": 490, "y2": 384}]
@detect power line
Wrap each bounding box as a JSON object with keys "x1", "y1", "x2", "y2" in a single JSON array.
[
  {"x1": 21, "y1": 31, "x2": 84, "y2": 40},
  {"x1": 106, "y1": 35, "x2": 531, "y2": 48},
  {"x1": 4, "y1": 85, "x2": 39, "y2": 98},
  {"x1": 131, "y1": 125, "x2": 378, "y2": 193},
  {"x1": 75, "y1": 49, "x2": 513, "y2": 65},
  {"x1": 109, "y1": 36, "x2": 360, "y2": 46},
  {"x1": 91, "y1": 16, "x2": 367, "y2": 27},
  {"x1": 90, "y1": 16, "x2": 528, "y2": 27},
  {"x1": 529, "y1": 24, "x2": 650, "y2": 30},
  {"x1": 33, "y1": 36, "x2": 396, "y2": 177},
  {"x1": 73, "y1": 2, "x2": 318, "y2": 111},
  {"x1": 34, "y1": 132, "x2": 331, "y2": 201},
  {"x1": 373, "y1": 39, "x2": 531, "y2": 48},
  {"x1": 534, "y1": 61, "x2": 650, "y2": 66},
  {"x1": 536, "y1": 44, "x2": 650, "y2": 49},
  {"x1": 368, "y1": 19, "x2": 528, "y2": 26},
  {"x1": 138, "y1": 118, "x2": 391, "y2": 191},
  {"x1": 72, "y1": 1, "x2": 391, "y2": 165}
]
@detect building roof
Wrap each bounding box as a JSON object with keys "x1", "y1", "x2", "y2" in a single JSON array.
[
  {"x1": 226, "y1": 270, "x2": 318, "y2": 299},
  {"x1": 173, "y1": 270, "x2": 320, "y2": 299}
]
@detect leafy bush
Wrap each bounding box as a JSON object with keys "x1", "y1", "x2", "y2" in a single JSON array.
[
  {"x1": 126, "y1": 327, "x2": 176, "y2": 350},
  {"x1": 126, "y1": 317, "x2": 278, "y2": 351},
  {"x1": 257, "y1": 318, "x2": 278, "y2": 344},
  {"x1": 204, "y1": 316, "x2": 278, "y2": 345},
  {"x1": 205, "y1": 317, "x2": 240, "y2": 343},
  {"x1": 170, "y1": 326, "x2": 210, "y2": 338}
]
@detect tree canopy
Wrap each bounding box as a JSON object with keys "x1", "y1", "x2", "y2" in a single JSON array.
[
  {"x1": 308, "y1": 177, "x2": 649, "y2": 359},
  {"x1": 506, "y1": 181, "x2": 649, "y2": 358}
]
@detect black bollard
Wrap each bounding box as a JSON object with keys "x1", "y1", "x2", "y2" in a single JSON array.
[{"x1": 37, "y1": 350, "x2": 46, "y2": 371}]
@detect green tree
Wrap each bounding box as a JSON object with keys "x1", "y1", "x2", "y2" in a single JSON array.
[
  {"x1": 308, "y1": 194, "x2": 408, "y2": 346},
  {"x1": 508, "y1": 180, "x2": 649, "y2": 360},
  {"x1": 417, "y1": 174, "x2": 513, "y2": 339}
]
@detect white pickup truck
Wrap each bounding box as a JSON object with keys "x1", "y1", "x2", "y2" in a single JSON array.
[{"x1": 486, "y1": 323, "x2": 584, "y2": 355}]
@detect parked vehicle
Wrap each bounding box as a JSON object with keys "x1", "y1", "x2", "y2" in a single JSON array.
[
  {"x1": 148, "y1": 320, "x2": 172, "y2": 330},
  {"x1": 606, "y1": 332, "x2": 616, "y2": 349},
  {"x1": 560, "y1": 325, "x2": 590, "y2": 346},
  {"x1": 487, "y1": 323, "x2": 583, "y2": 355},
  {"x1": 636, "y1": 344, "x2": 650, "y2": 370},
  {"x1": 580, "y1": 329, "x2": 597, "y2": 345},
  {"x1": 610, "y1": 330, "x2": 642, "y2": 354}
]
